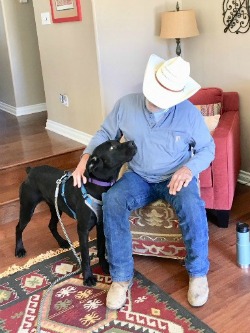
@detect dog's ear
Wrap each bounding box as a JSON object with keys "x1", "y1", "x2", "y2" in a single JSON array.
[{"x1": 87, "y1": 156, "x2": 103, "y2": 173}]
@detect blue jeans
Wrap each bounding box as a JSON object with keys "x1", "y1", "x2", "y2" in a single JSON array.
[{"x1": 102, "y1": 171, "x2": 209, "y2": 282}]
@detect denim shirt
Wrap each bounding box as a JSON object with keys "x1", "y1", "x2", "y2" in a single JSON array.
[{"x1": 84, "y1": 93, "x2": 215, "y2": 183}]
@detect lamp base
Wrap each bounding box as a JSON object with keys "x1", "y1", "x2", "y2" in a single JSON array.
[{"x1": 175, "y1": 38, "x2": 181, "y2": 56}]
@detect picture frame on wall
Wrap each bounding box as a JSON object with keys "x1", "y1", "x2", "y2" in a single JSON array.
[{"x1": 50, "y1": 0, "x2": 82, "y2": 23}]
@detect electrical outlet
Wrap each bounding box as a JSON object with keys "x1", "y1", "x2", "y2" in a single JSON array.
[
  {"x1": 41, "y1": 12, "x2": 51, "y2": 25},
  {"x1": 59, "y1": 94, "x2": 69, "y2": 107},
  {"x1": 63, "y1": 95, "x2": 69, "y2": 107}
]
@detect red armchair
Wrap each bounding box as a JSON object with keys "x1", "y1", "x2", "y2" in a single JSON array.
[{"x1": 189, "y1": 87, "x2": 241, "y2": 227}]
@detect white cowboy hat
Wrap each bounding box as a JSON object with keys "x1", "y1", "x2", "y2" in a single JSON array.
[{"x1": 143, "y1": 54, "x2": 201, "y2": 109}]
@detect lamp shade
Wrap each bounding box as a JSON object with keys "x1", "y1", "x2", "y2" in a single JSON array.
[{"x1": 160, "y1": 10, "x2": 199, "y2": 39}]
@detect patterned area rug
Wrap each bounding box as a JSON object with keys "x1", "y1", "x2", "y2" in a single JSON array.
[{"x1": 0, "y1": 241, "x2": 215, "y2": 333}]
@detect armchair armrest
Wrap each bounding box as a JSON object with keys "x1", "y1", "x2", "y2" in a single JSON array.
[{"x1": 201, "y1": 110, "x2": 240, "y2": 210}]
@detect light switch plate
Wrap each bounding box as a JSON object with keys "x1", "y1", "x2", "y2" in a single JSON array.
[{"x1": 41, "y1": 12, "x2": 51, "y2": 25}]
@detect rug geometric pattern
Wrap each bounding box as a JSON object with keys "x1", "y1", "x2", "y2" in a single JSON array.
[{"x1": 0, "y1": 241, "x2": 215, "y2": 333}]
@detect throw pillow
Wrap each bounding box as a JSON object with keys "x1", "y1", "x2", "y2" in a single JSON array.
[
  {"x1": 203, "y1": 114, "x2": 221, "y2": 132},
  {"x1": 195, "y1": 102, "x2": 221, "y2": 116}
]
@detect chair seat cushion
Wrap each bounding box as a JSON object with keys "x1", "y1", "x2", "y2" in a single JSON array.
[{"x1": 129, "y1": 200, "x2": 186, "y2": 259}]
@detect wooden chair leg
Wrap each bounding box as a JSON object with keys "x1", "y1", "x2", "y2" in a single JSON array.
[
  {"x1": 206, "y1": 209, "x2": 230, "y2": 228},
  {"x1": 215, "y1": 209, "x2": 230, "y2": 228}
]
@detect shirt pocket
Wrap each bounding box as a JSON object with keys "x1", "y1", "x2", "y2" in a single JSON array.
[{"x1": 165, "y1": 130, "x2": 189, "y2": 154}]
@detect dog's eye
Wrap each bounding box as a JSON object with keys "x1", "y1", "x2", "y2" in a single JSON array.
[{"x1": 110, "y1": 146, "x2": 114, "y2": 150}]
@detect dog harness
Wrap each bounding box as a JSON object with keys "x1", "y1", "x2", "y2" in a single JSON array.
[{"x1": 55, "y1": 172, "x2": 103, "y2": 223}]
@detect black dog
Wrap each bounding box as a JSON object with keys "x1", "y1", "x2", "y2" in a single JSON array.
[{"x1": 15, "y1": 140, "x2": 137, "y2": 286}]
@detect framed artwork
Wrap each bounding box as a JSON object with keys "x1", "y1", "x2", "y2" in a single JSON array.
[{"x1": 50, "y1": 0, "x2": 82, "y2": 23}]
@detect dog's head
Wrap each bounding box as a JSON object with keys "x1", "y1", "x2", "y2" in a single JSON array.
[{"x1": 85, "y1": 140, "x2": 137, "y2": 182}]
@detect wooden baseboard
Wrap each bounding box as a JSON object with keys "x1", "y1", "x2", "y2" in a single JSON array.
[
  {"x1": 0, "y1": 101, "x2": 47, "y2": 116},
  {"x1": 46, "y1": 119, "x2": 92, "y2": 145}
]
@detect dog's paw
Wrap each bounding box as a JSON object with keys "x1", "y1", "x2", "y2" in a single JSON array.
[
  {"x1": 58, "y1": 239, "x2": 70, "y2": 249},
  {"x1": 15, "y1": 248, "x2": 27, "y2": 258},
  {"x1": 84, "y1": 275, "x2": 97, "y2": 287}
]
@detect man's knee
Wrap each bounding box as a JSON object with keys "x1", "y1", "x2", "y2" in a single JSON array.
[
  {"x1": 103, "y1": 189, "x2": 119, "y2": 206},
  {"x1": 172, "y1": 181, "x2": 204, "y2": 212},
  {"x1": 103, "y1": 187, "x2": 130, "y2": 212}
]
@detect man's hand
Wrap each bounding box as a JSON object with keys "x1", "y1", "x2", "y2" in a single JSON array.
[
  {"x1": 167, "y1": 166, "x2": 192, "y2": 195},
  {"x1": 72, "y1": 154, "x2": 90, "y2": 188}
]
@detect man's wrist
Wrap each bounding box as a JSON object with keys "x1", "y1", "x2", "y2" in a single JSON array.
[{"x1": 183, "y1": 166, "x2": 192, "y2": 176}]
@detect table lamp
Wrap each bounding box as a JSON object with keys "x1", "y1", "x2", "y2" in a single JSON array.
[{"x1": 160, "y1": 2, "x2": 199, "y2": 56}]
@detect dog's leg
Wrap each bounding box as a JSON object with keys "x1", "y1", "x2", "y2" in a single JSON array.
[
  {"x1": 76, "y1": 207, "x2": 97, "y2": 286},
  {"x1": 96, "y1": 222, "x2": 109, "y2": 274},
  {"x1": 15, "y1": 183, "x2": 41, "y2": 258},
  {"x1": 47, "y1": 204, "x2": 70, "y2": 249},
  {"x1": 78, "y1": 229, "x2": 97, "y2": 286},
  {"x1": 15, "y1": 203, "x2": 36, "y2": 257},
  {"x1": 78, "y1": 230, "x2": 97, "y2": 286}
]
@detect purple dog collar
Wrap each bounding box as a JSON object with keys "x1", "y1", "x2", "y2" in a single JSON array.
[{"x1": 88, "y1": 178, "x2": 115, "y2": 187}]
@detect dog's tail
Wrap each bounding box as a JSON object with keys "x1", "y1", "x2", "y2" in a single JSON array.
[{"x1": 26, "y1": 167, "x2": 32, "y2": 174}]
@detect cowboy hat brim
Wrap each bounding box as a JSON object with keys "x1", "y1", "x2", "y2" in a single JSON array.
[{"x1": 143, "y1": 54, "x2": 201, "y2": 109}]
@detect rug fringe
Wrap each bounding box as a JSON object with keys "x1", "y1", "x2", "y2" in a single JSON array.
[{"x1": 0, "y1": 241, "x2": 80, "y2": 279}]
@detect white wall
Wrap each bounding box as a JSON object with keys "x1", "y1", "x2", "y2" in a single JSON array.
[
  {"x1": 1, "y1": 0, "x2": 45, "y2": 109},
  {"x1": 183, "y1": 0, "x2": 250, "y2": 173},
  {"x1": 32, "y1": 0, "x2": 103, "y2": 136},
  {"x1": 32, "y1": 0, "x2": 179, "y2": 142},
  {"x1": 92, "y1": 0, "x2": 179, "y2": 115},
  {"x1": 0, "y1": 2, "x2": 15, "y2": 106}
]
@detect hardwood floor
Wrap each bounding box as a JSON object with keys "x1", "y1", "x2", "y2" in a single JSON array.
[
  {"x1": 1, "y1": 110, "x2": 250, "y2": 333},
  {"x1": 0, "y1": 110, "x2": 83, "y2": 169},
  {"x1": 0, "y1": 110, "x2": 85, "y2": 225}
]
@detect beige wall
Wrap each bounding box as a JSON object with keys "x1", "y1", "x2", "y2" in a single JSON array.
[
  {"x1": 183, "y1": 0, "x2": 250, "y2": 172},
  {"x1": 0, "y1": 2, "x2": 15, "y2": 106},
  {"x1": 0, "y1": 0, "x2": 45, "y2": 107},
  {"x1": 32, "y1": 0, "x2": 177, "y2": 133},
  {"x1": 92, "y1": 0, "x2": 177, "y2": 114},
  {"x1": 32, "y1": 0, "x2": 103, "y2": 135}
]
